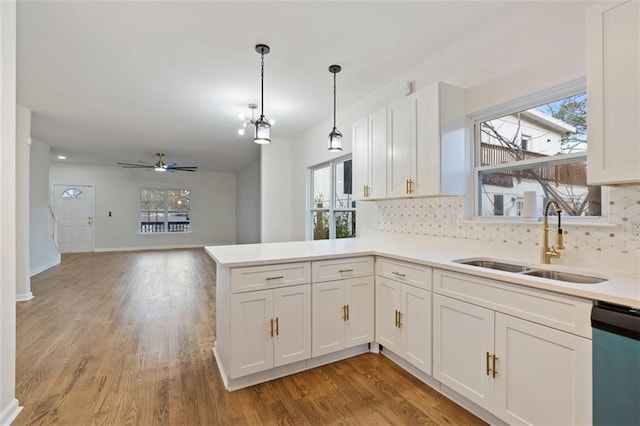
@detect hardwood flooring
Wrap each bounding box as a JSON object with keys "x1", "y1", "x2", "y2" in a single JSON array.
[{"x1": 15, "y1": 249, "x2": 484, "y2": 425}]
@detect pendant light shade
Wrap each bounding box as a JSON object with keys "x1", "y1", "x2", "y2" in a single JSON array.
[
  {"x1": 328, "y1": 65, "x2": 342, "y2": 152},
  {"x1": 254, "y1": 44, "x2": 271, "y2": 144}
]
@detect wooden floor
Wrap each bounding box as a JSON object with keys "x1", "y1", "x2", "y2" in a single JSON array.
[{"x1": 15, "y1": 249, "x2": 484, "y2": 425}]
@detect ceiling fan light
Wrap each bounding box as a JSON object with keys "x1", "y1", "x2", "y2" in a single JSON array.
[
  {"x1": 328, "y1": 128, "x2": 343, "y2": 152},
  {"x1": 254, "y1": 116, "x2": 271, "y2": 144},
  {"x1": 154, "y1": 166, "x2": 167, "y2": 172}
]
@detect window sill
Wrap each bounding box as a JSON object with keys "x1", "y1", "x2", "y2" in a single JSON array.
[{"x1": 462, "y1": 218, "x2": 617, "y2": 228}]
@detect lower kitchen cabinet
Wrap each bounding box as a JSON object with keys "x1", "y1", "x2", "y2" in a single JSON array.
[
  {"x1": 312, "y1": 277, "x2": 374, "y2": 357},
  {"x1": 376, "y1": 276, "x2": 432, "y2": 374},
  {"x1": 230, "y1": 284, "x2": 311, "y2": 379},
  {"x1": 433, "y1": 293, "x2": 591, "y2": 425}
]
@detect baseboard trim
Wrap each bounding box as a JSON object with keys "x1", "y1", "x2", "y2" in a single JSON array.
[
  {"x1": 93, "y1": 244, "x2": 205, "y2": 253},
  {"x1": 16, "y1": 292, "x2": 34, "y2": 302},
  {"x1": 0, "y1": 399, "x2": 22, "y2": 426},
  {"x1": 30, "y1": 257, "x2": 61, "y2": 277}
]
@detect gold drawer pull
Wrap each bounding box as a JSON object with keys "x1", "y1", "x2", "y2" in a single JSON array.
[
  {"x1": 346, "y1": 304, "x2": 350, "y2": 321},
  {"x1": 275, "y1": 317, "x2": 279, "y2": 336},
  {"x1": 397, "y1": 311, "x2": 403, "y2": 328},
  {"x1": 270, "y1": 318, "x2": 274, "y2": 337},
  {"x1": 342, "y1": 305, "x2": 348, "y2": 321},
  {"x1": 395, "y1": 310, "x2": 399, "y2": 328},
  {"x1": 339, "y1": 269, "x2": 354, "y2": 273},
  {"x1": 492, "y1": 354, "x2": 498, "y2": 378},
  {"x1": 392, "y1": 271, "x2": 406, "y2": 278},
  {"x1": 486, "y1": 352, "x2": 491, "y2": 376},
  {"x1": 265, "y1": 276, "x2": 284, "y2": 281}
]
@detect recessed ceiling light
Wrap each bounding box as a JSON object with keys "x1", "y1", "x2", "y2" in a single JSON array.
[{"x1": 57, "y1": 155, "x2": 67, "y2": 160}]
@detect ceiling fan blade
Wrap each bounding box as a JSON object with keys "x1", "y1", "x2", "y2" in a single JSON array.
[
  {"x1": 118, "y1": 162, "x2": 154, "y2": 168},
  {"x1": 168, "y1": 166, "x2": 197, "y2": 172}
]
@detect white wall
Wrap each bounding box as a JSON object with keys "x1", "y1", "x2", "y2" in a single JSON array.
[
  {"x1": 288, "y1": 2, "x2": 588, "y2": 240},
  {"x1": 236, "y1": 157, "x2": 260, "y2": 244},
  {"x1": 50, "y1": 164, "x2": 236, "y2": 251},
  {"x1": 16, "y1": 106, "x2": 31, "y2": 301},
  {"x1": 260, "y1": 138, "x2": 293, "y2": 242},
  {"x1": 0, "y1": 1, "x2": 21, "y2": 424},
  {"x1": 30, "y1": 138, "x2": 59, "y2": 276}
]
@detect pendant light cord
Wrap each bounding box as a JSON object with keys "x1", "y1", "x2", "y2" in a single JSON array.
[
  {"x1": 260, "y1": 51, "x2": 265, "y2": 118},
  {"x1": 333, "y1": 72, "x2": 337, "y2": 129}
]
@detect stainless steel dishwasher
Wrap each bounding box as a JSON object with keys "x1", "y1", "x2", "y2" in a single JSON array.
[{"x1": 591, "y1": 302, "x2": 640, "y2": 426}]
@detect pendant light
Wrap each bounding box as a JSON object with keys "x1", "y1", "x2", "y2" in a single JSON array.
[
  {"x1": 254, "y1": 44, "x2": 271, "y2": 144},
  {"x1": 328, "y1": 64, "x2": 343, "y2": 152}
]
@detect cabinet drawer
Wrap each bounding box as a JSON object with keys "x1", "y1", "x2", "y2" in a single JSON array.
[
  {"x1": 376, "y1": 257, "x2": 432, "y2": 290},
  {"x1": 230, "y1": 262, "x2": 311, "y2": 293},
  {"x1": 312, "y1": 256, "x2": 373, "y2": 283},
  {"x1": 433, "y1": 269, "x2": 592, "y2": 338}
]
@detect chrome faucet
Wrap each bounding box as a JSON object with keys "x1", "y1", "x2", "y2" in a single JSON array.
[{"x1": 541, "y1": 199, "x2": 564, "y2": 264}]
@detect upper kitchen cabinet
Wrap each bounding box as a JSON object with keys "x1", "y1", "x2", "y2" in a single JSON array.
[
  {"x1": 353, "y1": 82, "x2": 466, "y2": 200},
  {"x1": 353, "y1": 108, "x2": 388, "y2": 200},
  {"x1": 587, "y1": 0, "x2": 640, "y2": 184}
]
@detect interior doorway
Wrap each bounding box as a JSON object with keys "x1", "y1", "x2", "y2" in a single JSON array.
[{"x1": 53, "y1": 184, "x2": 94, "y2": 253}]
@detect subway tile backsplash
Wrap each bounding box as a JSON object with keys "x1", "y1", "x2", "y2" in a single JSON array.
[{"x1": 364, "y1": 185, "x2": 640, "y2": 277}]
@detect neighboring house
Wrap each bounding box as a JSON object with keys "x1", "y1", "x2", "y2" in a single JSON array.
[{"x1": 478, "y1": 108, "x2": 590, "y2": 217}]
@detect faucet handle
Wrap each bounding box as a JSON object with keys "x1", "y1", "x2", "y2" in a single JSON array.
[{"x1": 556, "y1": 228, "x2": 564, "y2": 250}]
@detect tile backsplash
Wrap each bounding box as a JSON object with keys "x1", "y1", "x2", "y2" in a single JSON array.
[{"x1": 362, "y1": 185, "x2": 640, "y2": 278}]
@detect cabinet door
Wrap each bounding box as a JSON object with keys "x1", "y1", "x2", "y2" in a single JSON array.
[
  {"x1": 376, "y1": 277, "x2": 401, "y2": 352},
  {"x1": 587, "y1": 0, "x2": 640, "y2": 184},
  {"x1": 273, "y1": 285, "x2": 311, "y2": 368},
  {"x1": 344, "y1": 277, "x2": 374, "y2": 349},
  {"x1": 369, "y1": 107, "x2": 388, "y2": 199},
  {"x1": 230, "y1": 290, "x2": 274, "y2": 378},
  {"x1": 401, "y1": 285, "x2": 432, "y2": 375},
  {"x1": 433, "y1": 294, "x2": 495, "y2": 411},
  {"x1": 312, "y1": 281, "x2": 346, "y2": 357},
  {"x1": 494, "y1": 313, "x2": 592, "y2": 425},
  {"x1": 412, "y1": 84, "x2": 440, "y2": 196},
  {"x1": 387, "y1": 98, "x2": 413, "y2": 198},
  {"x1": 352, "y1": 117, "x2": 370, "y2": 200}
]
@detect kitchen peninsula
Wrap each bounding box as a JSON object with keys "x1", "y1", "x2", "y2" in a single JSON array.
[{"x1": 206, "y1": 236, "x2": 639, "y2": 425}]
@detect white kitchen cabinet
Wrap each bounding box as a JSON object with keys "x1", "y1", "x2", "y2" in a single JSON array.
[
  {"x1": 376, "y1": 258, "x2": 432, "y2": 374},
  {"x1": 376, "y1": 277, "x2": 432, "y2": 374},
  {"x1": 312, "y1": 276, "x2": 374, "y2": 357},
  {"x1": 352, "y1": 108, "x2": 388, "y2": 200},
  {"x1": 387, "y1": 98, "x2": 413, "y2": 198},
  {"x1": 433, "y1": 277, "x2": 592, "y2": 425},
  {"x1": 587, "y1": 0, "x2": 640, "y2": 184},
  {"x1": 230, "y1": 284, "x2": 311, "y2": 379}
]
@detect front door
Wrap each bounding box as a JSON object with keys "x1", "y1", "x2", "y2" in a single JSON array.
[{"x1": 53, "y1": 184, "x2": 94, "y2": 253}]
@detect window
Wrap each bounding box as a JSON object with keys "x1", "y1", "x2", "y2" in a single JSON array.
[
  {"x1": 61, "y1": 188, "x2": 86, "y2": 198},
  {"x1": 476, "y1": 91, "x2": 602, "y2": 218},
  {"x1": 140, "y1": 189, "x2": 191, "y2": 233},
  {"x1": 310, "y1": 157, "x2": 355, "y2": 239}
]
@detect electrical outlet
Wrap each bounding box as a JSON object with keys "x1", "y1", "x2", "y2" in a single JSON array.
[{"x1": 633, "y1": 222, "x2": 640, "y2": 238}]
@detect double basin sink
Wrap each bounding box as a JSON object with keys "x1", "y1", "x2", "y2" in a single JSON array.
[{"x1": 454, "y1": 259, "x2": 607, "y2": 284}]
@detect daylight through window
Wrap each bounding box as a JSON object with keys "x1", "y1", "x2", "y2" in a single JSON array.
[
  {"x1": 139, "y1": 189, "x2": 191, "y2": 233},
  {"x1": 476, "y1": 92, "x2": 602, "y2": 218},
  {"x1": 310, "y1": 158, "x2": 355, "y2": 239}
]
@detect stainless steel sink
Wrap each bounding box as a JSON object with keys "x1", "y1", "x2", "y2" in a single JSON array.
[
  {"x1": 455, "y1": 259, "x2": 532, "y2": 273},
  {"x1": 522, "y1": 269, "x2": 606, "y2": 284}
]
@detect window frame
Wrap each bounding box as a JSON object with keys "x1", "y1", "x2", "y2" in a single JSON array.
[
  {"x1": 309, "y1": 155, "x2": 355, "y2": 240},
  {"x1": 471, "y1": 79, "x2": 607, "y2": 222},
  {"x1": 139, "y1": 188, "x2": 192, "y2": 235}
]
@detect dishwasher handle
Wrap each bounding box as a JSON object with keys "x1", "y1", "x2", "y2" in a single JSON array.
[{"x1": 592, "y1": 302, "x2": 640, "y2": 341}]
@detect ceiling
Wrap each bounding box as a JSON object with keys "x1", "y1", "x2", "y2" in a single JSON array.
[{"x1": 16, "y1": 1, "x2": 586, "y2": 173}]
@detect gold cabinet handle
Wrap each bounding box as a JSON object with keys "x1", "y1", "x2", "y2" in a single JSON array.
[
  {"x1": 342, "y1": 305, "x2": 348, "y2": 321},
  {"x1": 339, "y1": 268, "x2": 354, "y2": 273},
  {"x1": 270, "y1": 318, "x2": 274, "y2": 337},
  {"x1": 265, "y1": 276, "x2": 284, "y2": 281},
  {"x1": 486, "y1": 352, "x2": 491, "y2": 376},
  {"x1": 397, "y1": 311, "x2": 403, "y2": 328},
  {"x1": 346, "y1": 304, "x2": 350, "y2": 321},
  {"x1": 405, "y1": 179, "x2": 409, "y2": 194},
  {"x1": 394, "y1": 310, "x2": 399, "y2": 327},
  {"x1": 492, "y1": 354, "x2": 498, "y2": 378},
  {"x1": 275, "y1": 317, "x2": 279, "y2": 336},
  {"x1": 408, "y1": 179, "x2": 414, "y2": 194},
  {"x1": 392, "y1": 271, "x2": 406, "y2": 278}
]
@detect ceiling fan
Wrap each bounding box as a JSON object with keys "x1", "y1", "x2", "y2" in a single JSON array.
[{"x1": 118, "y1": 152, "x2": 197, "y2": 172}]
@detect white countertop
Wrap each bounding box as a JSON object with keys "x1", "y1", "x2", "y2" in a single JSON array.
[{"x1": 205, "y1": 237, "x2": 640, "y2": 309}]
